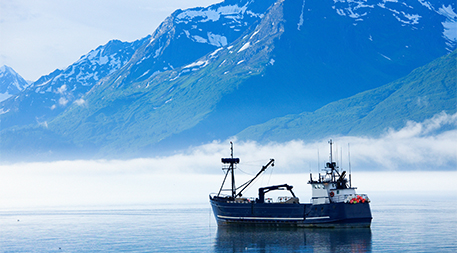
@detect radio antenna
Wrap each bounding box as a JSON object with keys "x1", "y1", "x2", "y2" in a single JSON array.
[
  {"x1": 340, "y1": 146, "x2": 343, "y2": 172},
  {"x1": 348, "y1": 143, "x2": 352, "y2": 188}
]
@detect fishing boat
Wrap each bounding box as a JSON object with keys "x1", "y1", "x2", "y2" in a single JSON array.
[{"x1": 209, "y1": 140, "x2": 372, "y2": 227}]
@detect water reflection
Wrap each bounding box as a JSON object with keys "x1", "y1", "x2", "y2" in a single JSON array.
[{"x1": 214, "y1": 226, "x2": 372, "y2": 252}]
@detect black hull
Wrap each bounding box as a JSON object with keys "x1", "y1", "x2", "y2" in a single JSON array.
[{"x1": 210, "y1": 197, "x2": 372, "y2": 228}]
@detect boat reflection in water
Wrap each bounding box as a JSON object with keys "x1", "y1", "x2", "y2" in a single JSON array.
[{"x1": 214, "y1": 227, "x2": 372, "y2": 252}]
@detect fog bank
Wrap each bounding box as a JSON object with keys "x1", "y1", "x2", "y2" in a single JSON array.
[{"x1": 1, "y1": 112, "x2": 455, "y2": 209}]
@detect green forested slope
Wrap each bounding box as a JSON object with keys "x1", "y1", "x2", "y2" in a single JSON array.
[{"x1": 236, "y1": 50, "x2": 457, "y2": 142}]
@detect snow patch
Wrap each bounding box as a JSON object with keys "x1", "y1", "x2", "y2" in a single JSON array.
[
  {"x1": 74, "y1": 98, "x2": 86, "y2": 106},
  {"x1": 192, "y1": 35, "x2": 208, "y2": 44},
  {"x1": 65, "y1": 66, "x2": 75, "y2": 77},
  {"x1": 59, "y1": 97, "x2": 69, "y2": 106},
  {"x1": 380, "y1": 53, "x2": 392, "y2": 61},
  {"x1": 218, "y1": 59, "x2": 227, "y2": 67},
  {"x1": 108, "y1": 57, "x2": 121, "y2": 72},
  {"x1": 85, "y1": 49, "x2": 109, "y2": 65},
  {"x1": 0, "y1": 107, "x2": 10, "y2": 115},
  {"x1": 238, "y1": 42, "x2": 251, "y2": 53},
  {"x1": 76, "y1": 72, "x2": 97, "y2": 85},
  {"x1": 250, "y1": 30, "x2": 260, "y2": 40},
  {"x1": 183, "y1": 60, "x2": 209, "y2": 69},
  {"x1": 147, "y1": 37, "x2": 156, "y2": 47},
  {"x1": 185, "y1": 30, "x2": 228, "y2": 47},
  {"x1": 336, "y1": 8, "x2": 345, "y2": 16},
  {"x1": 438, "y1": 4, "x2": 457, "y2": 19},
  {"x1": 154, "y1": 47, "x2": 163, "y2": 58},
  {"x1": 208, "y1": 32, "x2": 228, "y2": 47},
  {"x1": 0, "y1": 93, "x2": 12, "y2": 103},
  {"x1": 38, "y1": 121, "x2": 48, "y2": 128},
  {"x1": 438, "y1": 5, "x2": 457, "y2": 44},
  {"x1": 138, "y1": 70, "x2": 150, "y2": 79},
  {"x1": 210, "y1": 47, "x2": 224, "y2": 57},
  {"x1": 403, "y1": 13, "x2": 421, "y2": 24},
  {"x1": 393, "y1": 12, "x2": 421, "y2": 25},
  {"x1": 298, "y1": 0, "x2": 306, "y2": 30},
  {"x1": 176, "y1": 4, "x2": 250, "y2": 24},
  {"x1": 177, "y1": 9, "x2": 220, "y2": 23},
  {"x1": 333, "y1": 0, "x2": 374, "y2": 20},
  {"x1": 137, "y1": 55, "x2": 151, "y2": 65},
  {"x1": 56, "y1": 85, "x2": 67, "y2": 94},
  {"x1": 247, "y1": 11, "x2": 263, "y2": 19},
  {"x1": 418, "y1": 0, "x2": 432, "y2": 11}
]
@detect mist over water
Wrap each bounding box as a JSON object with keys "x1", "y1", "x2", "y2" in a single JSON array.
[
  {"x1": 1, "y1": 114, "x2": 456, "y2": 252},
  {"x1": 1, "y1": 112, "x2": 456, "y2": 208},
  {"x1": 1, "y1": 166, "x2": 456, "y2": 252},
  {"x1": 1, "y1": 162, "x2": 456, "y2": 210}
]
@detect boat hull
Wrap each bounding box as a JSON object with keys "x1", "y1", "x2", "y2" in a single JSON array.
[{"x1": 210, "y1": 197, "x2": 372, "y2": 228}]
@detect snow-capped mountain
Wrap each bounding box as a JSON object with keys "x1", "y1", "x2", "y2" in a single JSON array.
[
  {"x1": 0, "y1": 38, "x2": 147, "y2": 129},
  {"x1": 109, "y1": 0, "x2": 276, "y2": 87},
  {"x1": 0, "y1": 65, "x2": 30, "y2": 103},
  {"x1": 1, "y1": 0, "x2": 456, "y2": 161},
  {"x1": 332, "y1": 0, "x2": 456, "y2": 51}
]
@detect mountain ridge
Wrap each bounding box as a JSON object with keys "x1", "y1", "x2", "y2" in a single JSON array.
[
  {"x1": 236, "y1": 49, "x2": 457, "y2": 142},
  {"x1": 0, "y1": 38, "x2": 148, "y2": 129},
  {"x1": 0, "y1": 65, "x2": 30, "y2": 103},
  {"x1": 0, "y1": 0, "x2": 455, "y2": 162}
]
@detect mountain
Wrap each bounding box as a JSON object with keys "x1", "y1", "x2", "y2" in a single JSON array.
[
  {"x1": 163, "y1": 0, "x2": 457, "y2": 145},
  {"x1": 0, "y1": 65, "x2": 30, "y2": 103},
  {"x1": 0, "y1": 38, "x2": 147, "y2": 129},
  {"x1": 236, "y1": 49, "x2": 457, "y2": 142},
  {"x1": 0, "y1": 0, "x2": 456, "y2": 161}
]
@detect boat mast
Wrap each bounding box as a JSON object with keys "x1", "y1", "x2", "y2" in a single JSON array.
[
  {"x1": 348, "y1": 143, "x2": 352, "y2": 188},
  {"x1": 230, "y1": 142, "x2": 236, "y2": 198},
  {"x1": 218, "y1": 142, "x2": 240, "y2": 198},
  {"x1": 329, "y1": 139, "x2": 335, "y2": 181},
  {"x1": 329, "y1": 139, "x2": 333, "y2": 165}
]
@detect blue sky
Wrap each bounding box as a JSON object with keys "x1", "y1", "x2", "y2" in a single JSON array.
[{"x1": 0, "y1": 0, "x2": 221, "y2": 81}]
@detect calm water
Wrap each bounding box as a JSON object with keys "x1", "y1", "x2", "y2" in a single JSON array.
[{"x1": 1, "y1": 194, "x2": 456, "y2": 252}]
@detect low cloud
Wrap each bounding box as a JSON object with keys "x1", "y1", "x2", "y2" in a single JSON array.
[
  {"x1": 168, "y1": 112, "x2": 457, "y2": 173},
  {"x1": 344, "y1": 111, "x2": 457, "y2": 170},
  {"x1": 1, "y1": 112, "x2": 455, "y2": 209},
  {"x1": 5, "y1": 112, "x2": 457, "y2": 174}
]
